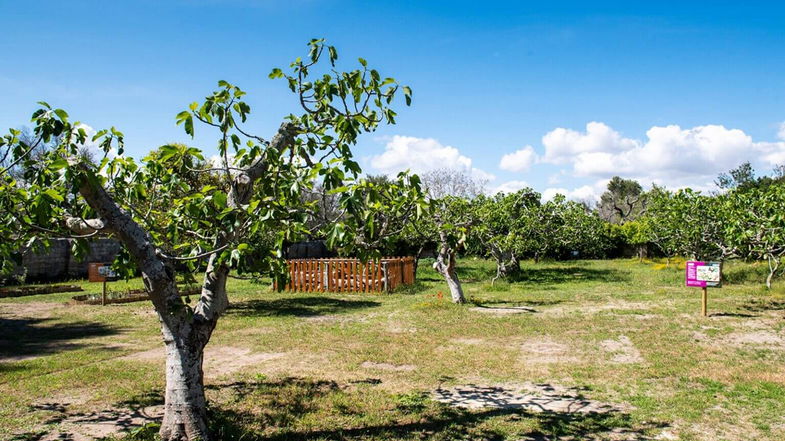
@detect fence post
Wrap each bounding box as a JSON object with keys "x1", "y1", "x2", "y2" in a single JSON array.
[{"x1": 382, "y1": 261, "x2": 390, "y2": 293}]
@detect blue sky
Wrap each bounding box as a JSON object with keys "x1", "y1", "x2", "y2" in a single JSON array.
[{"x1": 2, "y1": 1, "x2": 785, "y2": 200}]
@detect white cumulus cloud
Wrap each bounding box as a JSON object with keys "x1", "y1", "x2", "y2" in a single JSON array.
[
  {"x1": 542, "y1": 179, "x2": 609, "y2": 204},
  {"x1": 541, "y1": 122, "x2": 785, "y2": 189},
  {"x1": 490, "y1": 180, "x2": 530, "y2": 194},
  {"x1": 369, "y1": 135, "x2": 493, "y2": 181},
  {"x1": 74, "y1": 123, "x2": 118, "y2": 160},
  {"x1": 499, "y1": 145, "x2": 538, "y2": 172},
  {"x1": 542, "y1": 121, "x2": 640, "y2": 164}
]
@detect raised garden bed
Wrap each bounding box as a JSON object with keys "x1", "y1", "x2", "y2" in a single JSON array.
[
  {"x1": 0, "y1": 284, "x2": 84, "y2": 298},
  {"x1": 70, "y1": 285, "x2": 201, "y2": 305}
]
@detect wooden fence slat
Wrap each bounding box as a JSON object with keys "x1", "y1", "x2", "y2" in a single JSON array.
[
  {"x1": 366, "y1": 261, "x2": 371, "y2": 293},
  {"x1": 327, "y1": 261, "x2": 333, "y2": 292},
  {"x1": 351, "y1": 260, "x2": 357, "y2": 293},
  {"x1": 341, "y1": 260, "x2": 347, "y2": 293},
  {"x1": 319, "y1": 260, "x2": 324, "y2": 292},
  {"x1": 377, "y1": 259, "x2": 383, "y2": 292},
  {"x1": 310, "y1": 260, "x2": 315, "y2": 292},
  {"x1": 315, "y1": 260, "x2": 320, "y2": 292}
]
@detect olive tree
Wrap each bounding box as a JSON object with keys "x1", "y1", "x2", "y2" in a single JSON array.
[
  {"x1": 0, "y1": 40, "x2": 413, "y2": 441},
  {"x1": 597, "y1": 176, "x2": 647, "y2": 224}
]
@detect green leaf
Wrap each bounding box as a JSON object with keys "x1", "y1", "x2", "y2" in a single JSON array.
[
  {"x1": 54, "y1": 109, "x2": 69, "y2": 120},
  {"x1": 43, "y1": 188, "x2": 63, "y2": 202},
  {"x1": 402, "y1": 86, "x2": 412, "y2": 106},
  {"x1": 47, "y1": 158, "x2": 68, "y2": 171}
]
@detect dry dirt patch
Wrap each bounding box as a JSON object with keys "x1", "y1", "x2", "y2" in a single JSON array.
[
  {"x1": 433, "y1": 382, "x2": 626, "y2": 414},
  {"x1": 40, "y1": 405, "x2": 162, "y2": 441},
  {"x1": 519, "y1": 337, "x2": 579, "y2": 364},
  {"x1": 0, "y1": 301, "x2": 67, "y2": 318},
  {"x1": 543, "y1": 300, "x2": 653, "y2": 316},
  {"x1": 726, "y1": 330, "x2": 785, "y2": 347},
  {"x1": 122, "y1": 346, "x2": 285, "y2": 378},
  {"x1": 303, "y1": 312, "x2": 378, "y2": 324},
  {"x1": 600, "y1": 336, "x2": 643, "y2": 364}
]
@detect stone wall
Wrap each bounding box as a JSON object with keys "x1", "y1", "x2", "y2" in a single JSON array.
[{"x1": 16, "y1": 239, "x2": 121, "y2": 281}]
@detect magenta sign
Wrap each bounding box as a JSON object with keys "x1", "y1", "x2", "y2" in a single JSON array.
[{"x1": 686, "y1": 261, "x2": 722, "y2": 288}]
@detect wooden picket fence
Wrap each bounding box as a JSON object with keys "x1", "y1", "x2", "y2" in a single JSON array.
[{"x1": 278, "y1": 256, "x2": 415, "y2": 293}]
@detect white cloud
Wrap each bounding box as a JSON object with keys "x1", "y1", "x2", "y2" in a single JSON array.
[
  {"x1": 541, "y1": 187, "x2": 568, "y2": 201},
  {"x1": 491, "y1": 180, "x2": 530, "y2": 194},
  {"x1": 542, "y1": 179, "x2": 608, "y2": 203},
  {"x1": 74, "y1": 123, "x2": 118, "y2": 160},
  {"x1": 369, "y1": 135, "x2": 493, "y2": 181},
  {"x1": 547, "y1": 172, "x2": 563, "y2": 185},
  {"x1": 541, "y1": 122, "x2": 785, "y2": 189},
  {"x1": 499, "y1": 145, "x2": 538, "y2": 172},
  {"x1": 542, "y1": 122, "x2": 639, "y2": 164}
]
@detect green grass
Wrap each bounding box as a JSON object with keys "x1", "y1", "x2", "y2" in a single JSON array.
[{"x1": 2, "y1": 258, "x2": 785, "y2": 440}]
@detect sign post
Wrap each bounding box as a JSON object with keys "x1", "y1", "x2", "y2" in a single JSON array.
[
  {"x1": 685, "y1": 261, "x2": 722, "y2": 317},
  {"x1": 88, "y1": 263, "x2": 118, "y2": 306}
]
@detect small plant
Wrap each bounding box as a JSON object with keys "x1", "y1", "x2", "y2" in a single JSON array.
[
  {"x1": 414, "y1": 291, "x2": 450, "y2": 309},
  {"x1": 127, "y1": 423, "x2": 161, "y2": 440},
  {"x1": 394, "y1": 391, "x2": 430, "y2": 412}
]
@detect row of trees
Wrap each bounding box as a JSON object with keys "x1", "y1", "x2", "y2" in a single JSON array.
[{"x1": 373, "y1": 163, "x2": 784, "y2": 302}]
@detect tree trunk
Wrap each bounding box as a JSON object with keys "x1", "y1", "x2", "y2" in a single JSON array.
[
  {"x1": 413, "y1": 244, "x2": 425, "y2": 279},
  {"x1": 158, "y1": 258, "x2": 227, "y2": 440},
  {"x1": 766, "y1": 256, "x2": 779, "y2": 290},
  {"x1": 491, "y1": 248, "x2": 520, "y2": 285},
  {"x1": 507, "y1": 252, "x2": 521, "y2": 278},
  {"x1": 637, "y1": 244, "x2": 647, "y2": 262},
  {"x1": 159, "y1": 328, "x2": 209, "y2": 441},
  {"x1": 433, "y1": 241, "x2": 465, "y2": 303}
]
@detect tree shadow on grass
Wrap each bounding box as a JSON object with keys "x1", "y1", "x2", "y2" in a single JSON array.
[
  {"x1": 63, "y1": 378, "x2": 667, "y2": 441},
  {"x1": 0, "y1": 317, "x2": 118, "y2": 363},
  {"x1": 739, "y1": 298, "x2": 785, "y2": 313},
  {"x1": 199, "y1": 378, "x2": 665, "y2": 441},
  {"x1": 475, "y1": 299, "x2": 563, "y2": 307},
  {"x1": 227, "y1": 296, "x2": 381, "y2": 318},
  {"x1": 709, "y1": 312, "x2": 759, "y2": 318},
  {"x1": 513, "y1": 267, "x2": 629, "y2": 285}
]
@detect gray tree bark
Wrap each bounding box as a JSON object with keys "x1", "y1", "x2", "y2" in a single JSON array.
[
  {"x1": 432, "y1": 235, "x2": 465, "y2": 303},
  {"x1": 490, "y1": 246, "x2": 520, "y2": 285},
  {"x1": 766, "y1": 256, "x2": 779, "y2": 290}
]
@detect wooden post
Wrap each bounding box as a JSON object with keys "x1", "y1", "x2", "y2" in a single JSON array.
[
  {"x1": 701, "y1": 287, "x2": 708, "y2": 317},
  {"x1": 102, "y1": 280, "x2": 107, "y2": 306},
  {"x1": 382, "y1": 261, "x2": 389, "y2": 293}
]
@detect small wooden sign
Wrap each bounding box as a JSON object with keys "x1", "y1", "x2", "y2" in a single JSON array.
[
  {"x1": 686, "y1": 261, "x2": 722, "y2": 316},
  {"x1": 686, "y1": 261, "x2": 722, "y2": 288},
  {"x1": 88, "y1": 263, "x2": 117, "y2": 282}
]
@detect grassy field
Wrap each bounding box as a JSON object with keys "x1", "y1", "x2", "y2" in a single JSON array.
[{"x1": 1, "y1": 258, "x2": 785, "y2": 440}]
